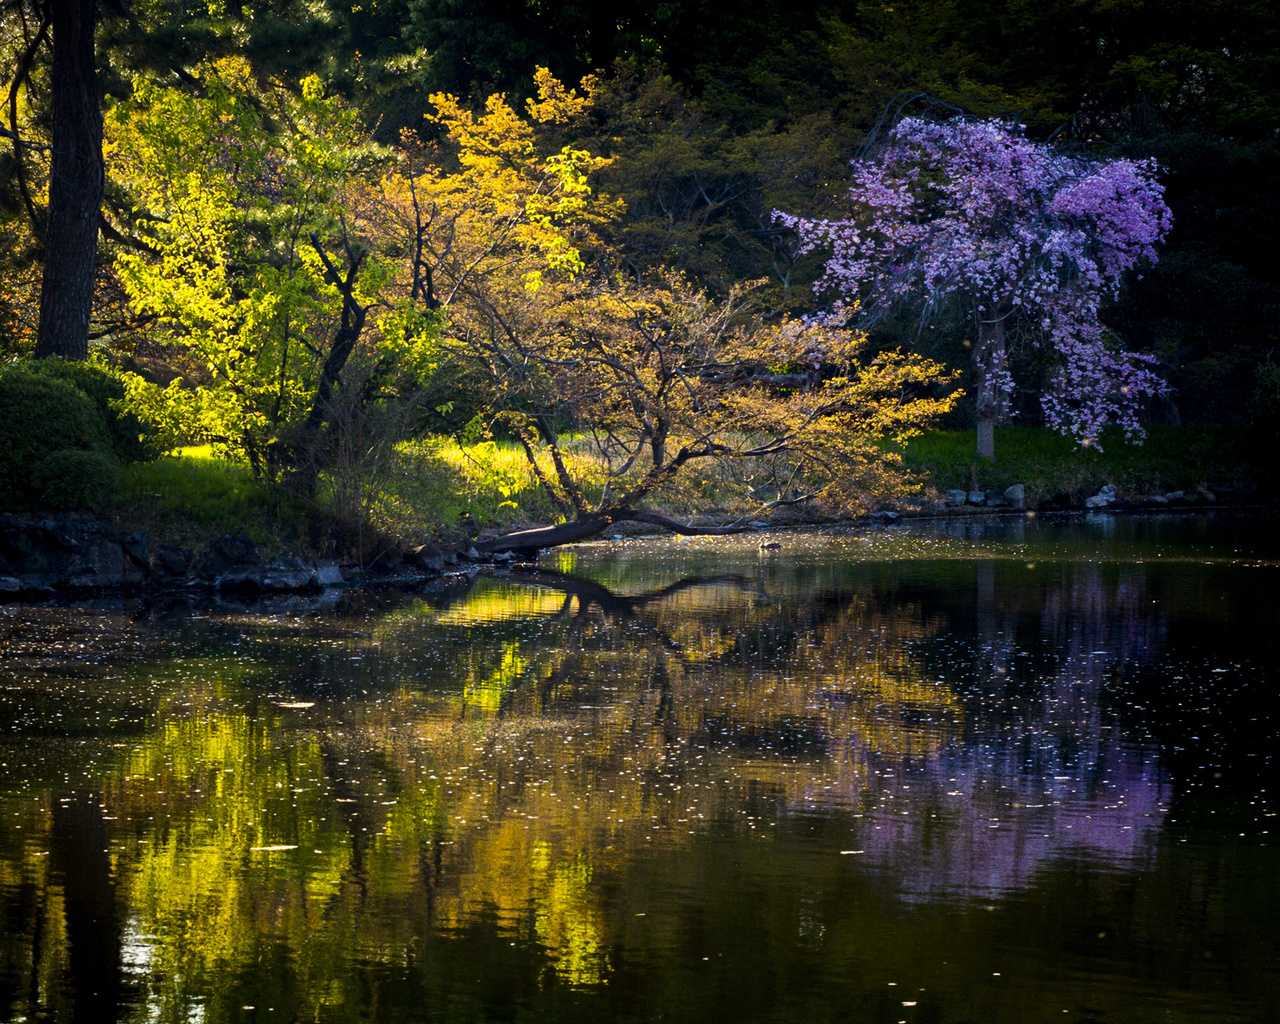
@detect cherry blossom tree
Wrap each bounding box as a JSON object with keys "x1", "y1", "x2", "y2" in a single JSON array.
[{"x1": 776, "y1": 117, "x2": 1173, "y2": 458}]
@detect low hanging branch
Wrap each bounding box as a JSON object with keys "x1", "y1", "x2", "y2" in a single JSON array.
[{"x1": 457, "y1": 277, "x2": 960, "y2": 554}]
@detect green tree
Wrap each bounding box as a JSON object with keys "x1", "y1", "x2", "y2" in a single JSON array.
[{"x1": 108, "y1": 60, "x2": 394, "y2": 481}]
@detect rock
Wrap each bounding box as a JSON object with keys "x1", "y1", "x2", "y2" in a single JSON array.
[
  {"x1": 1201, "y1": 489, "x2": 1217, "y2": 503},
  {"x1": 1162, "y1": 490, "x2": 1186, "y2": 503},
  {"x1": 259, "y1": 557, "x2": 318, "y2": 592},
  {"x1": 1003, "y1": 484, "x2": 1026, "y2": 509},
  {"x1": 217, "y1": 566, "x2": 265, "y2": 592},
  {"x1": 984, "y1": 489, "x2": 1008, "y2": 507},
  {"x1": 1085, "y1": 492, "x2": 1113, "y2": 509},
  {"x1": 314, "y1": 563, "x2": 344, "y2": 588},
  {"x1": 759, "y1": 540, "x2": 782, "y2": 550},
  {"x1": 0, "y1": 576, "x2": 19, "y2": 596},
  {"x1": 442, "y1": 550, "x2": 458, "y2": 566},
  {"x1": 0, "y1": 513, "x2": 127, "y2": 589},
  {"x1": 17, "y1": 579, "x2": 56, "y2": 599},
  {"x1": 374, "y1": 545, "x2": 404, "y2": 569},
  {"x1": 1148, "y1": 494, "x2": 1169, "y2": 505},
  {"x1": 123, "y1": 557, "x2": 147, "y2": 586},
  {"x1": 466, "y1": 547, "x2": 480, "y2": 561},
  {"x1": 750, "y1": 521, "x2": 770, "y2": 529},
  {"x1": 967, "y1": 490, "x2": 985, "y2": 505},
  {"x1": 408, "y1": 542, "x2": 446, "y2": 572},
  {"x1": 945, "y1": 489, "x2": 968, "y2": 507},
  {"x1": 121, "y1": 531, "x2": 151, "y2": 567},
  {"x1": 149, "y1": 543, "x2": 193, "y2": 579},
  {"x1": 195, "y1": 534, "x2": 261, "y2": 579},
  {"x1": 872, "y1": 510, "x2": 900, "y2": 522}
]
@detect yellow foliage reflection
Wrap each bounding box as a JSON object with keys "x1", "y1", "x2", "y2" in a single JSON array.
[{"x1": 1, "y1": 566, "x2": 962, "y2": 1021}]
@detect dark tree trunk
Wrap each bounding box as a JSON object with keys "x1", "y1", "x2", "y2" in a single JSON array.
[
  {"x1": 973, "y1": 308, "x2": 1008, "y2": 460},
  {"x1": 35, "y1": 0, "x2": 102, "y2": 361}
]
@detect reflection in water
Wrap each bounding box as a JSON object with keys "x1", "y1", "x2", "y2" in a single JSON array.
[{"x1": 1, "y1": 513, "x2": 1279, "y2": 1023}]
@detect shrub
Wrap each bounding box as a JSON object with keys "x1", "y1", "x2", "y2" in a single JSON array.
[
  {"x1": 30, "y1": 449, "x2": 120, "y2": 511},
  {"x1": 26, "y1": 358, "x2": 160, "y2": 462},
  {"x1": 0, "y1": 368, "x2": 112, "y2": 511}
]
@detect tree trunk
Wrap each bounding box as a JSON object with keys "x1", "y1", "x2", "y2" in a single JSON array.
[
  {"x1": 976, "y1": 415, "x2": 994, "y2": 460},
  {"x1": 973, "y1": 308, "x2": 1008, "y2": 460},
  {"x1": 35, "y1": 0, "x2": 102, "y2": 361},
  {"x1": 473, "y1": 508, "x2": 755, "y2": 555}
]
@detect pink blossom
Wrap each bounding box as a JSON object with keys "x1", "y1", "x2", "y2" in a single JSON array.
[{"x1": 775, "y1": 118, "x2": 1173, "y2": 445}]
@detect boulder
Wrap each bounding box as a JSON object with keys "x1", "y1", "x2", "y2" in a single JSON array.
[
  {"x1": 1084, "y1": 484, "x2": 1117, "y2": 509},
  {"x1": 217, "y1": 566, "x2": 266, "y2": 592},
  {"x1": 370, "y1": 543, "x2": 404, "y2": 569},
  {"x1": 0, "y1": 512, "x2": 127, "y2": 589},
  {"x1": 195, "y1": 534, "x2": 261, "y2": 579},
  {"x1": 149, "y1": 543, "x2": 194, "y2": 579},
  {"x1": 944, "y1": 489, "x2": 968, "y2": 507},
  {"x1": 408, "y1": 542, "x2": 446, "y2": 572},
  {"x1": 967, "y1": 490, "x2": 985, "y2": 505},
  {"x1": 1003, "y1": 484, "x2": 1026, "y2": 509},
  {"x1": 121, "y1": 531, "x2": 150, "y2": 567},
  {"x1": 314, "y1": 563, "x2": 344, "y2": 588},
  {"x1": 984, "y1": 489, "x2": 1008, "y2": 507},
  {"x1": 259, "y1": 557, "x2": 318, "y2": 592}
]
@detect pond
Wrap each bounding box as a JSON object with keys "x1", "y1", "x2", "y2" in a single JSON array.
[{"x1": 1, "y1": 511, "x2": 1278, "y2": 1024}]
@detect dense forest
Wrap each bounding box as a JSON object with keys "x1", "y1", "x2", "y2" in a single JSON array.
[{"x1": 2, "y1": 0, "x2": 1278, "y2": 550}]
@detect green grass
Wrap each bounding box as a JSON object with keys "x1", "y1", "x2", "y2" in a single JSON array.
[
  {"x1": 112, "y1": 426, "x2": 1274, "y2": 556},
  {"x1": 901, "y1": 425, "x2": 1267, "y2": 502},
  {"x1": 378, "y1": 438, "x2": 606, "y2": 540},
  {"x1": 378, "y1": 436, "x2": 771, "y2": 541},
  {"x1": 118, "y1": 446, "x2": 315, "y2": 550}
]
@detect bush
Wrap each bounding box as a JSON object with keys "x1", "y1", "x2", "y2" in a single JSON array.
[
  {"x1": 26, "y1": 358, "x2": 160, "y2": 462},
  {"x1": 30, "y1": 449, "x2": 120, "y2": 511},
  {"x1": 0, "y1": 368, "x2": 114, "y2": 510}
]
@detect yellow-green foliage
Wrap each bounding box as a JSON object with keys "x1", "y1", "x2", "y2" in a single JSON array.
[
  {"x1": 118, "y1": 446, "x2": 313, "y2": 547},
  {"x1": 106, "y1": 59, "x2": 393, "y2": 476},
  {"x1": 378, "y1": 437, "x2": 608, "y2": 538}
]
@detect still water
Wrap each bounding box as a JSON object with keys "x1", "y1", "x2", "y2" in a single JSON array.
[{"x1": 1, "y1": 512, "x2": 1278, "y2": 1023}]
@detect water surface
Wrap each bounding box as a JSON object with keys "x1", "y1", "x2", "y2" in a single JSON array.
[{"x1": 1, "y1": 511, "x2": 1277, "y2": 1023}]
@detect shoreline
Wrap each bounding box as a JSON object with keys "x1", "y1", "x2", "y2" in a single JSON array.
[{"x1": 3, "y1": 502, "x2": 1274, "y2": 607}]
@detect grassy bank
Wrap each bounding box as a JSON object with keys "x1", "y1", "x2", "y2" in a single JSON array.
[
  {"x1": 901, "y1": 426, "x2": 1271, "y2": 503},
  {"x1": 108, "y1": 426, "x2": 1274, "y2": 559},
  {"x1": 117, "y1": 446, "x2": 316, "y2": 550}
]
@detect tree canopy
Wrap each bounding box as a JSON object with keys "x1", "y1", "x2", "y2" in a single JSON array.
[{"x1": 777, "y1": 117, "x2": 1172, "y2": 455}]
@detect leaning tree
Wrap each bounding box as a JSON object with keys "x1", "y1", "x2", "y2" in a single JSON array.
[{"x1": 776, "y1": 117, "x2": 1173, "y2": 457}]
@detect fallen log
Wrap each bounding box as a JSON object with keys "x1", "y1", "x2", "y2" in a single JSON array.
[{"x1": 472, "y1": 508, "x2": 757, "y2": 555}]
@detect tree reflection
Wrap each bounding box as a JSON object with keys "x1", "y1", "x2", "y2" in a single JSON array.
[{"x1": 3, "y1": 537, "x2": 1266, "y2": 1023}]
